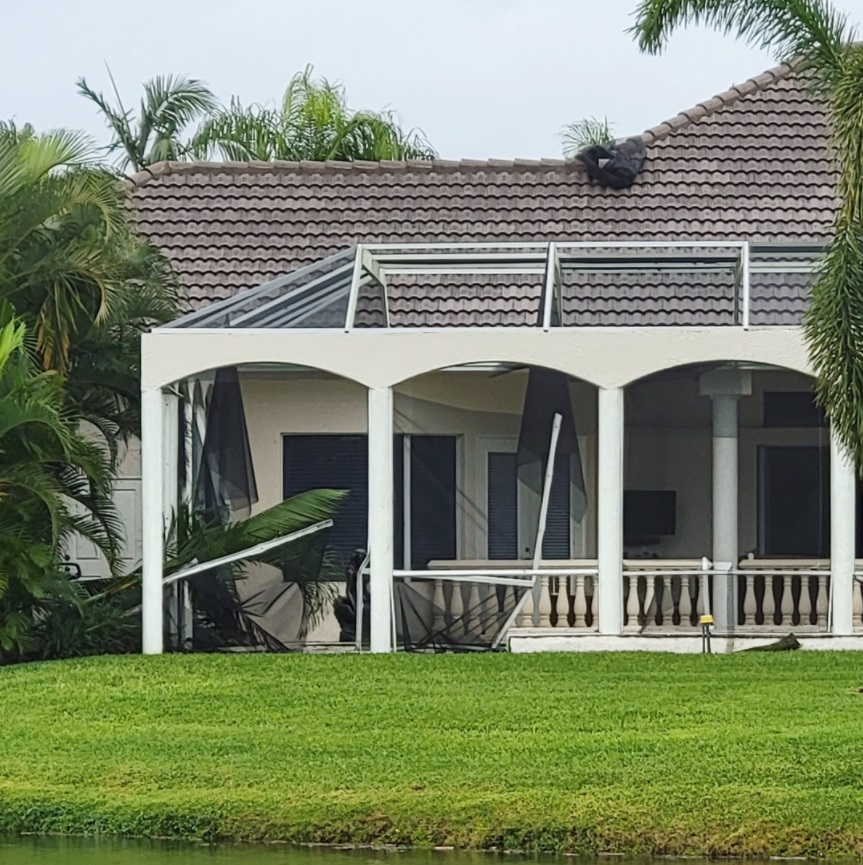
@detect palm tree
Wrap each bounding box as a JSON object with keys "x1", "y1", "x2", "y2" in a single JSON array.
[
  {"x1": 91, "y1": 489, "x2": 347, "y2": 654},
  {"x1": 561, "y1": 117, "x2": 615, "y2": 157},
  {"x1": 0, "y1": 122, "x2": 181, "y2": 454},
  {"x1": 631, "y1": 0, "x2": 863, "y2": 466},
  {"x1": 192, "y1": 65, "x2": 436, "y2": 162},
  {"x1": 77, "y1": 71, "x2": 218, "y2": 172},
  {"x1": 0, "y1": 309, "x2": 120, "y2": 654}
]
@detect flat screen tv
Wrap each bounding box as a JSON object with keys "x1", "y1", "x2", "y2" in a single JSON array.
[{"x1": 623, "y1": 490, "x2": 676, "y2": 538}]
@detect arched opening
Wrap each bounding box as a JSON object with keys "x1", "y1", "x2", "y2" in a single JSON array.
[
  {"x1": 391, "y1": 363, "x2": 599, "y2": 648},
  {"x1": 623, "y1": 361, "x2": 840, "y2": 633},
  {"x1": 159, "y1": 362, "x2": 371, "y2": 653}
]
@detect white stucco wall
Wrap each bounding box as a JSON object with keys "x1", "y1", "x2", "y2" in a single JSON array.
[{"x1": 239, "y1": 369, "x2": 599, "y2": 560}]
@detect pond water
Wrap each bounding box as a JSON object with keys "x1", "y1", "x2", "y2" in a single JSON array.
[
  {"x1": 0, "y1": 839, "x2": 590, "y2": 865},
  {"x1": 1, "y1": 838, "x2": 779, "y2": 865}
]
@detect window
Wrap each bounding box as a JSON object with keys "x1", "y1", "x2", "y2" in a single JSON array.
[
  {"x1": 758, "y1": 445, "x2": 829, "y2": 556},
  {"x1": 486, "y1": 450, "x2": 571, "y2": 560},
  {"x1": 284, "y1": 434, "x2": 457, "y2": 568},
  {"x1": 488, "y1": 453, "x2": 518, "y2": 560},
  {"x1": 395, "y1": 436, "x2": 457, "y2": 569},
  {"x1": 763, "y1": 392, "x2": 826, "y2": 428},
  {"x1": 283, "y1": 435, "x2": 368, "y2": 560}
]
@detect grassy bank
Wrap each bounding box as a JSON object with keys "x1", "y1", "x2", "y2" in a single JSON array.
[{"x1": 1, "y1": 652, "x2": 862, "y2": 856}]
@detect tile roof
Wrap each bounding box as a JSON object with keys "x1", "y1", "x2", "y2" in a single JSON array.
[{"x1": 131, "y1": 63, "x2": 833, "y2": 327}]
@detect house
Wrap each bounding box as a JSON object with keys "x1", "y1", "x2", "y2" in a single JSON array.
[{"x1": 125, "y1": 62, "x2": 863, "y2": 654}]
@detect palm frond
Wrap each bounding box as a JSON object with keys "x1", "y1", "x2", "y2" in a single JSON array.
[
  {"x1": 632, "y1": 0, "x2": 852, "y2": 81},
  {"x1": 194, "y1": 65, "x2": 436, "y2": 163},
  {"x1": 79, "y1": 73, "x2": 217, "y2": 171},
  {"x1": 561, "y1": 117, "x2": 615, "y2": 157}
]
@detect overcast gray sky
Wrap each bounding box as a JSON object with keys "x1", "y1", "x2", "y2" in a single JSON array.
[{"x1": 4, "y1": 0, "x2": 861, "y2": 160}]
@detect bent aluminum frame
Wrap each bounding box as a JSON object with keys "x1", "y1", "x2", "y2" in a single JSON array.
[{"x1": 164, "y1": 240, "x2": 822, "y2": 334}]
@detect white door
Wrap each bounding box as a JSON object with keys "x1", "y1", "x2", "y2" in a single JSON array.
[{"x1": 68, "y1": 479, "x2": 142, "y2": 578}]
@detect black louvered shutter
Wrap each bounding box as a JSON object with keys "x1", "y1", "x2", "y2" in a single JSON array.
[
  {"x1": 488, "y1": 452, "x2": 518, "y2": 559},
  {"x1": 409, "y1": 437, "x2": 456, "y2": 568},
  {"x1": 541, "y1": 452, "x2": 571, "y2": 559},
  {"x1": 487, "y1": 451, "x2": 570, "y2": 560},
  {"x1": 394, "y1": 438, "x2": 404, "y2": 568},
  {"x1": 283, "y1": 435, "x2": 368, "y2": 561}
]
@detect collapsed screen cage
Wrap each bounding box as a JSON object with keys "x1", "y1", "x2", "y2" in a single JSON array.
[
  {"x1": 156, "y1": 240, "x2": 824, "y2": 651},
  {"x1": 164, "y1": 360, "x2": 594, "y2": 653}
]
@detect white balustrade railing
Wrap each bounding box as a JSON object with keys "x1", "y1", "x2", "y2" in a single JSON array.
[
  {"x1": 515, "y1": 573, "x2": 598, "y2": 629},
  {"x1": 419, "y1": 561, "x2": 600, "y2": 633},
  {"x1": 623, "y1": 562, "x2": 708, "y2": 631},
  {"x1": 623, "y1": 561, "x2": 832, "y2": 632},
  {"x1": 737, "y1": 565, "x2": 829, "y2": 630},
  {"x1": 402, "y1": 560, "x2": 850, "y2": 638}
]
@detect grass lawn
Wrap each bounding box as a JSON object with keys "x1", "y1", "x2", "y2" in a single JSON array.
[{"x1": 1, "y1": 652, "x2": 863, "y2": 856}]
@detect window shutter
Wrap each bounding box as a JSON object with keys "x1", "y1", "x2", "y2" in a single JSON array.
[
  {"x1": 394, "y1": 437, "x2": 405, "y2": 569},
  {"x1": 541, "y1": 453, "x2": 571, "y2": 560},
  {"x1": 283, "y1": 435, "x2": 368, "y2": 561},
  {"x1": 488, "y1": 452, "x2": 518, "y2": 559},
  {"x1": 409, "y1": 437, "x2": 457, "y2": 568}
]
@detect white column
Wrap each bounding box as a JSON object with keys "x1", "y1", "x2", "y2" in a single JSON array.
[
  {"x1": 368, "y1": 387, "x2": 394, "y2": 652},
  {"x1": 711, "y1": 394, "x2": 738, "y2": 630},
  {"x1": 162, "y1": 393, "x2": 180, "y2": 648},
  {"x1": 699, "y1": 369, "x2": 751, "y2": 632},
  {"x1": 831, "y1": 429, "x2": 855, "y2": 635},
  {"x1": 141, "y1": 388, "x2": 166, "y2": 655},
  {"x1": 597, "y1": 386, "x2": 624, "y2": 634}
]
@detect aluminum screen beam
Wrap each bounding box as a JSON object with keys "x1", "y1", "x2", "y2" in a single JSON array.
[
  {"x1": 166, "y1": 247, "x2": 357, "y2": 329},
  {"x1": 159, "y1": 239, "x2": 821, "y2": 333}
]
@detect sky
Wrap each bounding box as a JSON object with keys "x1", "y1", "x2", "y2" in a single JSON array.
[{"x1": 3, "y1": 0, "x2": 862, "y2": 160}]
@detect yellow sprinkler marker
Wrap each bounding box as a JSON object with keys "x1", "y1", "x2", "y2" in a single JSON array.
[{"x1": 699, "y1": 614, "x2": 714, "y2": 654}]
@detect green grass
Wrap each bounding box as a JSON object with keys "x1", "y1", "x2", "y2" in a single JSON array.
[{"x1": 1, "y1": 653, "x2": 863, "y2": 856}]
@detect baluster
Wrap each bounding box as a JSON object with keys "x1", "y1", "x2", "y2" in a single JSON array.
[
  {"x1": 669, "y1": 576, "x2": 682, "y2": 627},
  {"x1": 585, "y1": 575, "x2": 597, "y2": 628},
  {"x1": 689, "y1": 574, "x2": 709, "y2": 625},
  {"x1": 460, "y1": 583, "x2": 473, "y2": 635},
  {"x1": 853, "y1": 578, "x2": 863, "y2": 629},
  {"x1": 519, "y1": 582, "x2": 535, "y2": 627},
  {"x1": 817, "y1": 574, "x2": 830, "y2": 630},
  {"x1": 625, "y1": 574, "x2": 639, "y2": 629},
  {"x1": 780, "y1": 573, "x2": 794, "y2": 626},
  {"x1": 559, "y1": 577, "x2": 572, "y2": 627},
  {"x1": 641, "y1": 576, "x2": 655, "y2": 627},
  {"x1": 537, "y1": 576, "x2": 553, "y2": 628},
  {"x1": 764, "y1": 575, "x2": 779, "y2": 625},
  {"x1": 804, "y1": 575, "x2": 817, "y2": 627},
  {"x1": 478, "y1": 584, "x2": 495, "y2": 634},
  {"x1": 573, "y1": 575, "x2": 587, "y2": 628},
  {"x1": 432, "y1": 579, "x2": 445, "y2": 630},
  {"x1": 563, "y1": 575, "x2": 575, "y2": 627},
  {"x1": 678, "y1": 574, "x2": 692, "y2": 627},
  {"x1": 791, "y1": 575, "x2": 803, "y2": 626},
  {"x1": 552, "y1": 577, "x2": 569, "y2": 628},
  {"x1": 464, "y1": 582, "x2": 481, "y2": 633},
  {"x1": 742, "y1": 573, "x2": 757, "y2": 626},
  {"x1": 447, "y1": 581, "x2": 464, "y2": 631}
]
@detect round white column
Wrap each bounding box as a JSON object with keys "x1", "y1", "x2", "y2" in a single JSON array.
[
  {"x1": 830, "y1": 429, "x2": 856, "y2": 636},
  {"x1": 141, "y1": 388, "x2": 168, "y2": 655},
  {"x1": 597, "y1": 386, "x2": 624, "y2": 635},
  {"x1": 711, "y1": 393, "x2": 739, "y2": 631},
  {"x1": 368, "y1": 387, "x2": 394, "y2": 652}
]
